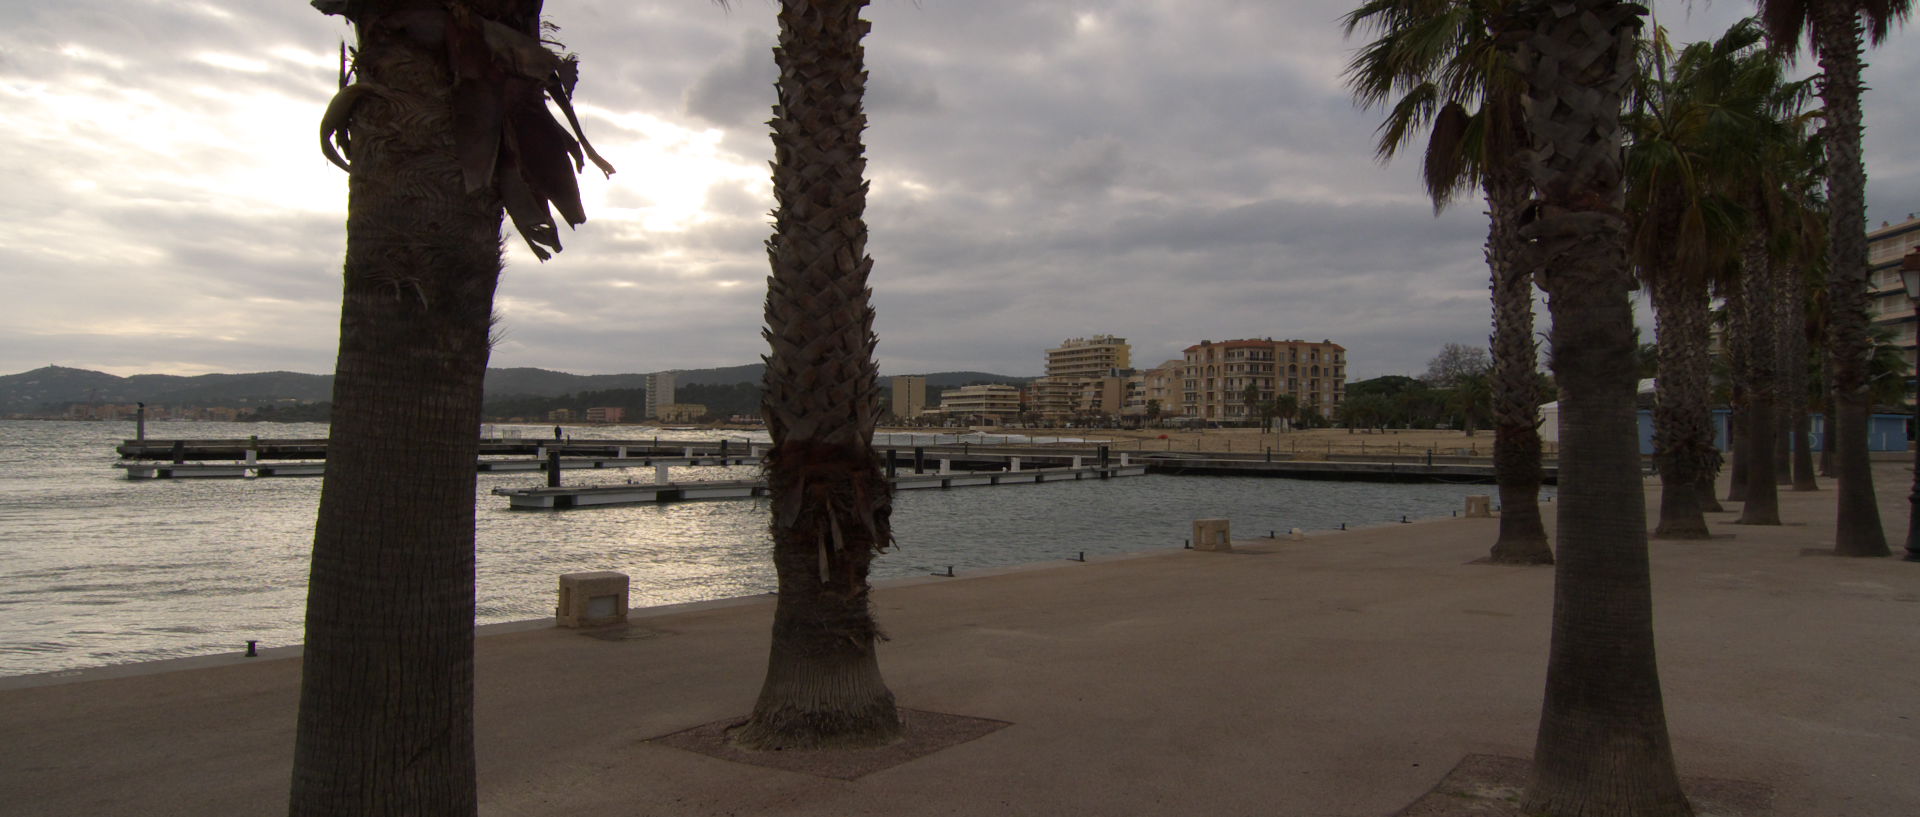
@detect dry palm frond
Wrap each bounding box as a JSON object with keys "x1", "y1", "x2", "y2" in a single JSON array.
[{"x1": 313, "y1": 2, "x2": 615, "y2": 261}]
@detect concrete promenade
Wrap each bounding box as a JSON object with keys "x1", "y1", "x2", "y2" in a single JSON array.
[{"x1": 3, "y1": 466, "x2": 1917, "y2": 816}]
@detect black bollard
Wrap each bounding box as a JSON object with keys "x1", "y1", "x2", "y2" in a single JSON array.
[
  {"x1": 719, "y1": 438, "x2": 729, "y2": 464},
  {"x1": 171, "y1": 440, "x2": 185, "y2": 464},
  {"x1": 245, "y1": 640, "x2": 259, "y2": 658},
  {"x1": 547, "y1": 447, "x2": 562, "y2": 488},
  {"x1": 886, "y1": 448, "x2": 898, "y2": 478},
  {"x1": 914, "y1": 446, "x2": 926, "y2": 475}
]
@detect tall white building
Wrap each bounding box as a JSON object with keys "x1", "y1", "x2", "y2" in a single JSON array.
[{"x1": 645, "y1": 372, "x2": 676, "y2": 419}]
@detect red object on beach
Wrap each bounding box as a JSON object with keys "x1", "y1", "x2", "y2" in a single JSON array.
[{"x1": 1158, "y1": 434, "x2": 1168, "y2": 439}]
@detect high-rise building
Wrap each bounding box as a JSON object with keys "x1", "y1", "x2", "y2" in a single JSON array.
[
  {"x1": 890, "y1": 375, "x2": 928, "y2": 421},
  {"x1": 1181, "y1": 338, "x2": 1346, "y2": 423},
  {"x1": 1867, "y1": 213, "x2": 1920, "y2": 383},
  {"x1": 1036, "y1": 335, "x2": 1131, "y2": 421},
  {"x1": 645, "y1": 372, "x2": 675, "y2": 419}
]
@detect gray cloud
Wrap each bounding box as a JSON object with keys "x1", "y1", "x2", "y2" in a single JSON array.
[{"x1": 1, "y1": 0, "x2": 1913, "y2": 386}]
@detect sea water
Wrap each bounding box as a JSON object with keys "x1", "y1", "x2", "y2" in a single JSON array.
[{"x1": 0, "y1": 420, "x2": 1507, "y2": 677}]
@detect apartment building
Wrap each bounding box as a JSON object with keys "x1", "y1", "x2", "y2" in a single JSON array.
[
  {"x1": 584, "y1": 406, "x2": 625, "y2": 423},
  {"x1": 644, "y1": 372, "x2": 675, "y2": 419},
  {"x1": 1138, "y1": 359, "x2": 1186, "y2": 418},
  {"x1": 1867, "y1": 213, "x2": 1920, "y2": 379},
  {"x1": 1181, "y1": 338, "x2": 1346, "y2": 423},
  {"x1": 1035, "y1": 335, "x2": 1132, "y2": 421},
  {"x1": 889, "y1": 375, "x2": 928, "y2": 421},
  {"x1": 940, "y1": 383, "x2": 1022, "y2": 424}
]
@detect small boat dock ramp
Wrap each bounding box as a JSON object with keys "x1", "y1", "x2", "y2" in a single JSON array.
[{"x1": 494, "y1": 453, "x2": 1147, "y2": 509}]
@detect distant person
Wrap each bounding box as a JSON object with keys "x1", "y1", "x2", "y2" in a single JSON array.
[{"x1": 553, "y1": 425, "x2": 563, "y2": 441}]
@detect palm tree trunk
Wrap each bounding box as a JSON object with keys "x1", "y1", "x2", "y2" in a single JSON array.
[
  {"x1": 1788, "y1": 269, "x2": 1819, "y2": 490},
  {"x1": 1486, "y1": 167, "x2": 1553, "y2": 564},
  {"x1": 1510, "y1": 2, "x2": 1691, "y2": 814},
  {"x1": 1815, "y1": 7, "x2": 1889, "y2": 556},
  {"x1": 1820, "y1": 386, "x2": 1836, "y2": 477},
  {"x1": 1650, "y1": 267, "x2": 1714, "y2": 538},
  {"x1": 291, "y1": 3, "x2": 511, "y2": 812},
  {"x1": 733, "y1": 0, "x2": 902, "y2": 751},
  {"x1": 1773, "y1": 270, "x2": 1794, "y2": 485},
  {"x1": 1738, "y1": 239, "x2": 1781, "y2": 525},
  {"x1": 1725, "y1": 284, "x2": 1751, "y2": 504}
]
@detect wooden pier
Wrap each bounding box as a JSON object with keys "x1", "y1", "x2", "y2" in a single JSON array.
[
  {"x1": 116, "y1": 455, "x2": 760, "y2": 480},
  {"x1": 116, "y1": 437, "x2": 757, "y2": 462},
  {"x1": 493, "y1": 462, "x2": 1150, "y2": 509},
  {"x1": 113, "y1": 437, "x2": 1548, "y2": 485}
]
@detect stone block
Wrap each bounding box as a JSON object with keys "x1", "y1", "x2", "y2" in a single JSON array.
[
  {"x1": 1465, "y1": 495, "x2": 1492, "y2": 518},
  {"x1": 557, "y1": 571, "x2": 630, "y2": 628},
  {"x1": 1193, "y1": 518, "x2": 1232, "y2": 552}
]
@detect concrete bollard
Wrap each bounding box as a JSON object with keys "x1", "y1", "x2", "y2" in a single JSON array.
[
  {"x1": 1010, "y1": 456, "x2": 1021, "y2": 472},
  {"x1": 654, "y1": 463, "x2": 670, "y2": 484},
  {"x1": 1192, "y1": 518, "x2": 1232, "y2": 552},
  {"x1": 557, "y1": 571, "x2": 630, "y2": 628},
  {"x1": 939, "y1": 458, "x2": 952, "y2": 475},
  {"x1": 1465, "y1": 495, "x2": 1492, "y2": 518}
]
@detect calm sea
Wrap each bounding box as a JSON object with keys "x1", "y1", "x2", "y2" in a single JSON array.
[{"x1": 0, "y1": 420, "x2": 1501, "y2": 677}]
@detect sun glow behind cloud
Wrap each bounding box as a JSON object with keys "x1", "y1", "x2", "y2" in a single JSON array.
[{"x1": 577, "y1": 105, "x2": 765, "y2": 234}]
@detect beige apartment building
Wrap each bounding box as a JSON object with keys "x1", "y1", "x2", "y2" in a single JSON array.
[
  {"x1": 1867, "y1": 213, "x2": 1920, "y2": 381},
  {"x1": 1139, "y1": 359, "x2": 1185, "y2": 418},
  {"x1": 1181, "y1": 338, "x2": 1346, "y2": 423},
  {"x1": 1034, "y1": 335, "x2": 1132, "y2": 421},
  {"x1": 889, "y1": 375, "x2": 928, "y2": 421},
  {"x1": 940, "y1": 384, "x2": 1022, "y2": 424}
]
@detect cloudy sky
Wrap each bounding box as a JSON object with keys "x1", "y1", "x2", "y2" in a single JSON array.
[{"x1": 2, "y1": 1, "x2": 1915, "y2": 381}]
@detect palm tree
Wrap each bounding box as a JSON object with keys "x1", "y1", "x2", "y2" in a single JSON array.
[
  {"x1": 1275, "y1": 394, "x2": 1301, "y2": 431},
  {"x1": 1506, "y1": 1, "x2": 1692, "y2": 814},
  {"x1": 730, "y1": 0, "x2": 902, "y2": 751},
  {"x1": 1344, "y1": 0, "x2": 1552, "y2": 564},
  {"x1": 1450, "y1": 371, "x2": 1494, "y2": 435},
  {"x1": 1755, "y1": 0, "x2": 1912, "y2": 556},
  {"x1": 1628, "y1": 21, "x2": 1749, "y2": 538},
  {"x1": 1629, "y1": 19, "x2": 1809, "y2": 534},
  {"x1": 294, "y1": 1, "x2": 613, "y2": 813}
]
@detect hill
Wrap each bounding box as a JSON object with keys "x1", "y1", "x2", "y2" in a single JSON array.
[{"x1": 1, "y1": 364, "x2": 1036, "y2": 415}]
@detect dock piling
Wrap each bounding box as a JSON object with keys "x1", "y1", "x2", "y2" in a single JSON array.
[{"x1": 245, "y1": 640, "x2": 258, "y2": 658}]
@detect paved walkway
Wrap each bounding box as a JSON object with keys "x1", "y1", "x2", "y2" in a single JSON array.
[{"x1": 3, "y1": 466, "x2": 1917, "y2": 816}]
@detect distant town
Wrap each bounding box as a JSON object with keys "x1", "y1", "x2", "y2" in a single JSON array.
[{"x1": 1, "y1": 335, "x2": 1349, "y2": 430}]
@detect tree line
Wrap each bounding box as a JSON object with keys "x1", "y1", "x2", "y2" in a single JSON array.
[{"x1": 1344, "y1": 0, "x2": 1911, "y2": 813}]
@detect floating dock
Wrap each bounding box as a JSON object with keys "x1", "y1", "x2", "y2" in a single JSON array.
[{"x1": 493, "y1": 462, "x2": 1149, "y2": 509}]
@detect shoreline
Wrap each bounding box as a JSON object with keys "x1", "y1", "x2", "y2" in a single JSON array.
[{"x1": 2, "y1": 509, "x2": 1464, "y2": 691}]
